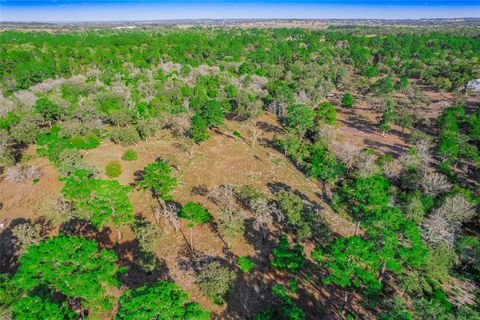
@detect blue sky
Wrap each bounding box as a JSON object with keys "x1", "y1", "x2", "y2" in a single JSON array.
[{"x1": 1, "y1": 0, "x2": 479, "y2": 22}]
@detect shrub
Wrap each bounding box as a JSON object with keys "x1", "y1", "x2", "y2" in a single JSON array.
[
  {"x1": 110, "y1": 126, "x2": 141, "y2": 146},
  {"x1": 122, "y1": 149, "x2": 137, "y2": 161},
  {"x1": 371, "y1": 78, "x2": 394, "y2": 95},
  {"x1": 341, "y1": 93, "x2": 354, "y2": 108},
  {"x1": 196, "y1": 261, "x2": 236, "y2": 305},
  {"x1": 237, "y1": 256, "x2": 254, "y2": 272},
  {"x1": 132, "y1": 217, "x2": 162, "y2": 252},
  {"x1": 105, "y1": 160, "x2": 122, "y2": 178}
]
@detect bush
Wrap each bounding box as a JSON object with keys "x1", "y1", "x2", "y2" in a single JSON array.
[
  {"x1": 105, "y1": 160, "x2": 122, "y2": 178},
  {"x1": 122, "y1": 149, "x2": 137, "y2": 161},
  {"x1": 196, "y1": 261, "x2": 236, "y2": 305},
  {"x1": 371, "y1": 78, "x2": 394, "y2": 95}
]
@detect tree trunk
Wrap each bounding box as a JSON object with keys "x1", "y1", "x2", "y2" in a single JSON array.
[
  {"x1": 341, "y1": 291, "x2": 351, "y2": 318},
  {"x1": 378, "y1": 263, "x2": 386, "y2": 283},
  {"x1": 354, "y1": 213, "x2": 362, "y2": 236},
  {"x1": 190, "y1": 227, "x2": 194, "y2": 252}
]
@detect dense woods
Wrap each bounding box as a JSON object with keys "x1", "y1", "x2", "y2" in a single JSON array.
[{"x1": 0, "y1": 25, "x2": 479, "y2": 319}]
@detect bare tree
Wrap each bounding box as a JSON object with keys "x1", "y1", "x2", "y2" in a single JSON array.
[
  {"x1": 414, "y1": 140, "x2": 433, "y2": 168},
  {"x1": 435, "y1": 194, "x2": 476, "y2": 224},
  {"x1": 422, "y1": 194, "x2": 476, "y2": 246},
  {"x1": 43, "y1": 194, "x2": 76, "y2": 226},
  {"x1": 0, "y1": 93, "x2": 15, "y2": 117},
  {"x1": 12, "y1": 223, "x2": 44, "y2": 255},
  {"x1": 383, "y1": 159, "x2": 404, "y2": 179},
  {"x1": 420, "y1": 171, "x2": 452, "y2": 196},
  {"x1": 209, "y1": 185, "x2": 245, "y2": 237},
  {"x1": 208, "y1": 184, "x2": 237, "y2": 214},
  {"x1": 314, "y1": 123, "x2": 337, "y2": 144},
  {"x1": 6, "y1": 165, "x2": 42, "y2": 184},
  {"x1": 251, "y1": 125, "x2": 262, "y2": 149},
  {"x1": 355, "y1": 150, "x2": 379, "y2": 178},
  {"x1": 422, "y1": 214, "x2": 458, "y2": 246},
  {"x1": 250, "y1": 198, "x2": 284, "y2": 239},
  {"x1": 154, "y1": 203, "x2": 180, "y2": 231},
  {"x1": 168, "y1": 113, "x2": 192, "y2": 137},
  {"x1": 333, "y1": 143, "x2": 360, "y2": 170}
]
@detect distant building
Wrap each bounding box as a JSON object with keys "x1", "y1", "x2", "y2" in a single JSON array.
[{"x1": 466, "y1": 79, "x2": 480, "y2": 93}]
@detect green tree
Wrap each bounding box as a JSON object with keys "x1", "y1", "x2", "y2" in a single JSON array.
[
  {"x1": 309, "y1": 145, "x2": 345, "y2": 181},
  {"x1": 137, "y1": 160, "x2": 177, "y2": 208},
  {"x1": 116, "y1": 281, "x2": 210, "y2": 320},
  {"x1": 179, "y1": 201, "x2": 213, "y2": 250},
  {"x1": 284, "y1": 104, "x2": 314, "y2": 137},
  {"x1": 61, "y1": 170, "x2": 134, "y2": 231},
  {"x1": 437, "y1": 130, "x2": 460, "y2": 162},
  {"x1": 201, "y1": 100, "x2": 225, "y2": 127},
  {"x1": 13, "y1": 295, "x2": 76, "y2": 320},
  {"x1": 379, "y1": 101, "x2": 396, "y2": 137},
  {"x1": 312, "y1": 236, "x2": 381, "y2": 315},
  {"x1": 271, "y1": 235, "x2": 305, "y2": 273},
  {"x1": 33, "y1": 98, "x2": 61, "y2": 125},
  {"x1": 336, "y1": 174, "x2": 391, "y2": 235},
  {"x1": 190, "y1": 114, "x2": 209, "y2": 143},
  {"x1": 12, "y1": 235, "x2": 120, "y2": 316},
  {"x1": 456, "y1": 236, "x2": 480, "y2": 276},
  {"x1": 276, "y1": 190, "x2": 311, "y2": 240},
  {"x1": 316, "y1": 102, "x2": 336, "y2": 125}
]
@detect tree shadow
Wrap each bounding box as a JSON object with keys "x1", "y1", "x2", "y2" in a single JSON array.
[
  {"x1": 176, "y1": 245, "x2": 230, "y2": 275},
  {"x1": 364, "y1": 138, "x2": 407, "y2": 157},
  {"x1": 339, "y1": 115, "x2": 378, "y2": 135},
  {"x1": 114, "y1": 239, "x2": 171, "y2": 289},
  {"x1": 243, "y1": 218, "x2": 276, "y2": 255},
  {"x1": 0, "y1": 218, "x2": 27, "y2": 274},
  {"x1": 257, "y1": 121, "x2": 284, "y2": 134},
  {"x1": 220, "y1": 269, "x2": 277, "y2": 319},
  {"x1": 59, "y1": 218, "x2": 113, "y2": 249}
]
